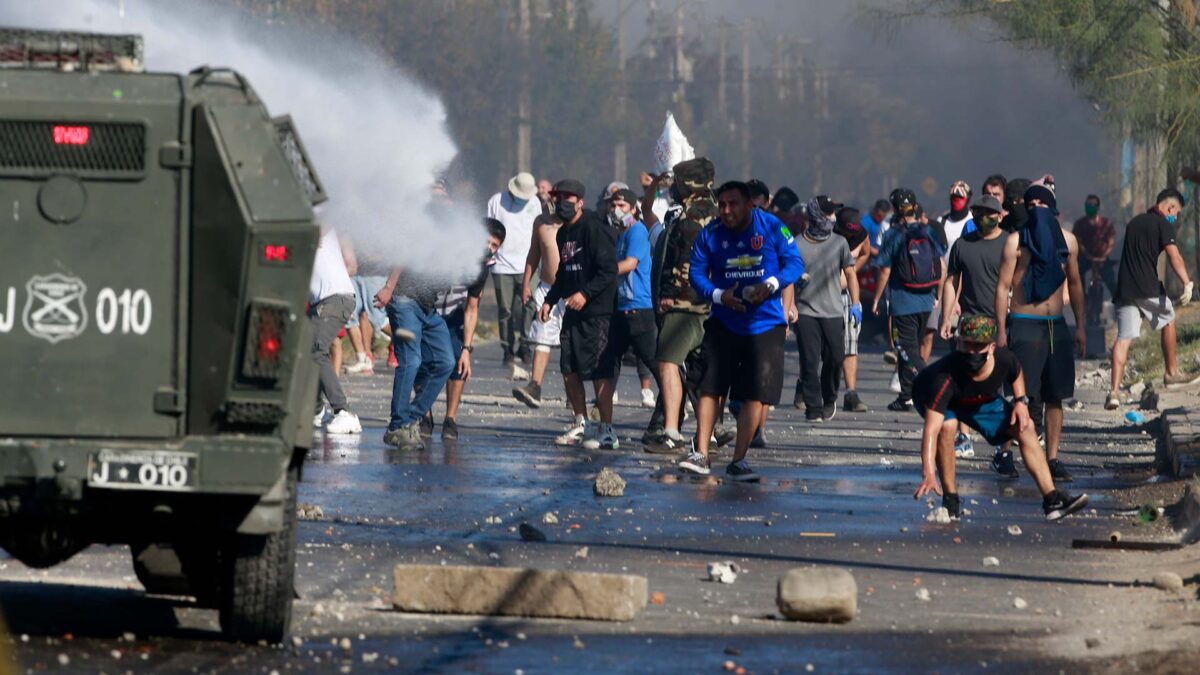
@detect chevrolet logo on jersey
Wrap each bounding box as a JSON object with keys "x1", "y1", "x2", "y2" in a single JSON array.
[{"x1": 725, "y1": 254, "x2": 763, "y2": 270}]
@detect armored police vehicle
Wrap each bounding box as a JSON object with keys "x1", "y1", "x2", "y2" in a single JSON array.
[{"x1": 0, "y1": 29, "x2": 323, "y2": 642}]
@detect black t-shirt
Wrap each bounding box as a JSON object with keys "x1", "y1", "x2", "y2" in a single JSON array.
[
  {"x1": 1116, "y1": 211, "x2": 1176, "y2": 304},
  {"x1": 915, "y1": 348, "x2": 1022, "y2": 412},
  {"x1": 947, "y1": 232, "x2": 1007, "y2": 318},
  {"x1": 545, "y1": 210, "x2": 618, "y2": 317}
]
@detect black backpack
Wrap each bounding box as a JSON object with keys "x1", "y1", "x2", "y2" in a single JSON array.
[{"x1": 893, "y1": 225, "x2": 942, "y2": 291}]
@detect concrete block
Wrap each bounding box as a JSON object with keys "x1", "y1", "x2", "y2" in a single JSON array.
[
  {"x1": 777, "y1": 567, "x2": 857, "y2": 623},
  {"x1": 393, "y1": 564, "x2": 646, "y2": 621}
]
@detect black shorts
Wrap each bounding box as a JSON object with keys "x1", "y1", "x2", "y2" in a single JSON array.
[
  {"x1": 1008, "y1": 316, "x2": 1074, "y2": 403},
  {"x1": 601, "y1": 309, "x2": 657, "y2": 376},
  {"x1": 698, "y1": 319, "x2": 786, "y2": 404},
  {"x1": 560, "y1": 312, "x2": 613, "y2": 380}
]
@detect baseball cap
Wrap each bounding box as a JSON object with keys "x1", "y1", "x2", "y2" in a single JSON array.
[
  {"x1": 970, "y1": 195, "x2": 1003, "y2": 214},
  {"x1": 815, "y1": 195, "x2": 843, "y2": 215},
  {"x1": 958, "y1": 315, "x2": 997, "y2": 343},
  {"x1": 605, "y1": 181, "x2": 630, "y2": 196},
  {"x1": 608, "y1": 188, "x2": 638, "y2": 206},
  {"x1": 552, "y1": 179, "x2": 586, "y2": 199}
]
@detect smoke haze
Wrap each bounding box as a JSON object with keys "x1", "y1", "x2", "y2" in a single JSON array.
[{"x1": 0, "y1": 0, "x2": 485, "y2": 281}]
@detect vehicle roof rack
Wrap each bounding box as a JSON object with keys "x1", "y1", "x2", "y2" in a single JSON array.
[{"x1": 0, "y1": 27, "x2": 144, "y2": 72}]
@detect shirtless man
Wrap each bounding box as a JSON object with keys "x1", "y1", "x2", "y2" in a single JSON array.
[
  {"x1": 995, "y1": 184, "x2": 1084, "y2": 483},
  {"x1": 512, "y1": 212, "x2": 564, "y2": 408}
]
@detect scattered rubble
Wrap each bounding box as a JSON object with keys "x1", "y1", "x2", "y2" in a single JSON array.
[
  {"x1": 1006, "y1": 525, "x2": 1023, "y2": 536},
  {"x1": 926, "y1": 507, "x2": 952, "y2": 524},
  {"x1": 982, "y1": 557, "x2": 1000, "y2": 567},
  {"x1": 297, "y1": 503, "x2": 325, "y2": 521},
  {"x1": 542, "y1": 512, "x2": 559, "y2": 525},
  {"x1": 915, "y1": 588, "x2": 931, "y2": 602},
  {"x1": 777, "y1": 567, "x2": 857, "y2": 622},
  {"x1": 707, "y1": 561, "x2": 740, "y2": 584},
  {"x1": 594, "y1": 468, "x2": 626, "y2": 497},
  {"x1": 1013, "y1": 597, "x2": 1028, "y2": 609}
]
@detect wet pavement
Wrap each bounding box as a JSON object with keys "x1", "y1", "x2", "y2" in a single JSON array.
[{"x1": 2, "y1": 337, "x2": 1198, "y2": 673}]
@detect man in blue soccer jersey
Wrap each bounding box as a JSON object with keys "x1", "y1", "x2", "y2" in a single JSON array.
[{"x1": 680, "y1": 181, "x2": 805, "y2": 481}]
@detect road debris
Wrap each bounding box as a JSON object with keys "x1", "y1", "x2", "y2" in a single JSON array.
[
  {"x1": 1013, "y1": 597, "x2": 1028, "y2": 609},
  {"x1": 926, "y1": 507, "x2": 952, "y2": 524},
  {"x1": 915, "y1": 588, "x2": 931, "y2": 602},
  {"x1": 594, "y1": 467, "x2": 626, "y2": 497},
  {"x1": 1151, "y1": 571, "x2": 1184, "y2": 592},
  {"x1": 982, "y1": 557, "x2": 1000, "y2": 567},
  {"x1": 707, "y1": 561, "x2": 741, "y2": 584},
  {"x1": 542, "y1": 512, "x2": 559, "y2": 525},
  {"x1": 777, "y1": 567, "x2": 857, "y2": 622},
  {"x1": 1007, "y1": 525, "x2": 1023, "y2": 536}
]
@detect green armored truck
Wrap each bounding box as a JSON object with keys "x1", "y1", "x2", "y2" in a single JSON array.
[{"x1": 0, "y1": 29, "x2": 323, "y2": 642}]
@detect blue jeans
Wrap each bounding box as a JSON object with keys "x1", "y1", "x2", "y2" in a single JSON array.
[{"x1": 386, "y1": 297, "x2": 454, "y2": 429}]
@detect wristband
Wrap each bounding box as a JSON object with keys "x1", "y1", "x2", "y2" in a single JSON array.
[
  {"x1": 1013, "y1": 395, "x2": 1029, "y2": 405},
  {"x1": 463, "y1": 344, "x2": 474, "y2": 353}
]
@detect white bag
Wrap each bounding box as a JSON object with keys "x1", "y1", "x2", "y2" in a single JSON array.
[{"x1": 653, "y1": 111, "x2": 695, "y2": 175}]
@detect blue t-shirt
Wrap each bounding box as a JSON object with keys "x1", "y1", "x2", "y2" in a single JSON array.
[
  {"x1": 877, "y1": 222, "x2": 945, "y2": 317},
  {"x1": 616, "y1": 222, "x2": 653, "y2": 311},
  {"x1": 690, "y1": 209, "x2": 805, "y2": 335},
  {"x1": 861, "y1": 213, "x2": 884, "y2": 250}
]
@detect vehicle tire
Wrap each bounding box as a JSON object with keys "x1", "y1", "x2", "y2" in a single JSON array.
[{"x1": 217, "y1": 466, "x2": 298, "y2": 643}]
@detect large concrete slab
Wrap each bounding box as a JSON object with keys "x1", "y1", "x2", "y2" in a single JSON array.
[
  {"x1": 777, "y1": 567, "x2": 857, "y2": 623},
  {"x1": 392, "y1": 564, "x2": 647, "y2": 621}
]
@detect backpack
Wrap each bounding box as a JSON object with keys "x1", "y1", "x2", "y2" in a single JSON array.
[{"x1": 893, "y1": 225, "x2": 942, "y2": 291}]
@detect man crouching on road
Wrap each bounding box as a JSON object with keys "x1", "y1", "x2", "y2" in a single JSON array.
[
  {"x1": 912, "y1": 315, "x2": 1088, "y2": 522},
  {"x1": 679, "y1": 181, "x2": 805, "y2": 481}
]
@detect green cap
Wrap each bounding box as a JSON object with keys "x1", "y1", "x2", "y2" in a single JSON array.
[{"x1": 958, "y1": 315, "x2": 997, "y2": 343}]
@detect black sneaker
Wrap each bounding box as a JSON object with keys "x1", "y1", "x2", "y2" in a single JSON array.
[
  {"x1": 441, "y1": 417, "x2": 459, "y2": 440},
  {"x1": 1047, "y1": 458, "x2": 1073, "y2": 483},
  {"x1": 843, "y1": 390, "x2": 869, "y2": 412},
  {"x1": 991, "y1": 450, "x2": 1019, "y2": 478},
  {"x1": 644, "y1": 432, "x2": 684, "y2": 455},
  {"x1": 749, "y1": 428, "x2": 766, "y2": 449},
  {"x1": 512, "y1": 381, "x2": 543, "y2": 409},
  {"x1": 642, "y1": 426, "x2": 665, "y2": 444},
  {"x1": 713, "y1": 424, "x2": 735, "y2": 448},
  {"x1": 678, "y1": 450, "x2": 711, "y2": 475},
  {"x1": 502, "y1": 353, "x2": 516, "y2": 368},
  {"x1": 725, "y1": 459, "x2": 760, "y2": 482},
  {"x1": 1043, "y1": 490, "x2": 1089, "y2": 521},
  {"x1": 419, "y1": 413, "x2": 434, "y2": 438},
  {"x1": 805, "y1": 409, "x2": 823, "y2": 423},
  {"x1": 887, "y1": 397, "x2": 912, "y2": 412},
  {"x1": 821, "y1": 404, "x2": 837, "y2": 422},
  {"x1": 942, "y1": 492, "x2": 962, "y2": 520},
  {"x1": 792, "y1": 380, "x2": 804, "y2": 409}
]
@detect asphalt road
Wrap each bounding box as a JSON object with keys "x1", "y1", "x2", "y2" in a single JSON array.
[{"x1": 2, "y1": 335, "x2": 1198, "y2": 674}]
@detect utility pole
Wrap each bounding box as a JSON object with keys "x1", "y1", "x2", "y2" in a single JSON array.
[
  {"x1": 674, "y1": 0, "x2": 685, "y2": 106},
  {"x1": 741, "y1": 20, "x2": 751, "y2": 179},
  {"x1": 614, "y1": 0, "x2": 627, "y2": 181},
  {"x1": 516, "y1": 0, "x2": 532, "y2": 174},
  {"x1": 565, "y1": 0, "x2": 576, "y2": 31}
]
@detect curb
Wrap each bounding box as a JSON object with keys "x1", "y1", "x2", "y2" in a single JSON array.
[{"x1": 1161, "y1": 407, "x2": 1200, "y2": 478}]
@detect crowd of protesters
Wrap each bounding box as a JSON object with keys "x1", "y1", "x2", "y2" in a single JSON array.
[{"x1": 307, "y1": 160, "x2": 1198, "y2": 522}]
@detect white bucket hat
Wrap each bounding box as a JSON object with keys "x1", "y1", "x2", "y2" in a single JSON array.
[{"x1": 508, "y1": 172, "x2": 538, "y2": 201}]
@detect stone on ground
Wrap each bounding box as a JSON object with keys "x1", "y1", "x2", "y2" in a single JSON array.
[
  {"x1": 393, "y1": 564, "x2": 646, "y2": 621},
  {"x1": 777, "y1": 567, "x2": 857, "y2": 622},
  {"x1": 594, "y1": 467, "x2": 626, "y2": 497},
  {"x1": 1152, "y1": 571, "x2": 1184, "y2": 592}
]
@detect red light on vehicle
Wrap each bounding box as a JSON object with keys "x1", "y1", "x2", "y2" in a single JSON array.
[
  {"x1": 52, "y1": 125, "x2": 90, "y2": 145},
  {"x1": 263, "y1": 244, "x2": 290, "y2": 262},
  {"x1": 258, "y1": 335, "x2": 281, "y2": 362}
]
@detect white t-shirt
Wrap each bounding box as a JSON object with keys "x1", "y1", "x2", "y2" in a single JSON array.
[
  {"x1": 939, "y1": 213, "x2": 975, "y2": 262},
  {"x1": 309, "y1": 228, "x2": 355, "y2": 304},
  {"x1": 486, "y1": 191, "x2": 542, "y2": 275}
]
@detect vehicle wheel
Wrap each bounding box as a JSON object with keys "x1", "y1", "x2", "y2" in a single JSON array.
[
  {"x1": 131, "y1": 542, "x2": 191, "y2": 596},
  {"x1": 217, "y1": 466, "x2": 298, "y2": 643}
]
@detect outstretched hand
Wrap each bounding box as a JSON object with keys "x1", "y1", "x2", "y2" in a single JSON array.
[{"x1": 914, "y1": 471, "x2": 943, "y2": 499}]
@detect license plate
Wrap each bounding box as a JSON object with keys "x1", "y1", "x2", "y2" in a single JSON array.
[{"x1": 89, "y1": 449, "x2": 198, "y2": 491}]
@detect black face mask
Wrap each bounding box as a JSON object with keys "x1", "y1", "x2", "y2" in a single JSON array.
[
  {"x1": 960, "y1": 351, "x2": 989, "y2": 373},
  {"x1": 556, "y1": 200, "x2": 577, "y2": 221}
]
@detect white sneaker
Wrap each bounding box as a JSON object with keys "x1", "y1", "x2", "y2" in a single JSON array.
[
  {"x1": 344, "y1": 354, "x2": 374, "y2": 374},
  {"x1": 325, "y1": 410, "x2": 362, "y2": 435},
  {"x1": 641, "y1": 388, "x2": 656, "y2": 408},
  {"x1": 582, "y1": 431, "x2": 619, "y2": 450},
  {"x1": 889, "y1": 372, "x2": 901, "y2": 393},
  {"x1": 555, "y1": 420, "x2": 589, "y2": 446},
  {"x1": 313, "y1": 406, "x2": 329, "y2": 428}
]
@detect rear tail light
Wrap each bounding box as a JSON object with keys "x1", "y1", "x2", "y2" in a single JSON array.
[{"x1": 241, "y1": 301, "x2": 289, "y2": 382}]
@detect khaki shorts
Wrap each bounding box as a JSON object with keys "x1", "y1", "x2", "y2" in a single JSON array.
[
  {"x1": 1116, "y1": 296, "x2": 1175, "y2": 340},
  {"x1": 655, "y1": 311, "x2": 706, "y2": 365}
]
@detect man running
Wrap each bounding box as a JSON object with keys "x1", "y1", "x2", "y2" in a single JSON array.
[
  {"x1": 538, "y1": 179, "x2": 619, "y2": 447},
  {"x1": 793, "y1": 196, "x2": 859, "y2": 422},
  {"x1": 512, "y1": 211, "x2": 564, "y2": 408},
  {"x1": 679, "y1": 181, "x2": 805, "y2": 480},
  {"x1": 1107, "y1": 188, "x2": 1198, "y2": 408},
  {"x1": 913, "y1": 315, "x2": 1088, "y2": 521},
  {"x1": 995, "y1": 184, "x2": 1085, "y2": 482}
]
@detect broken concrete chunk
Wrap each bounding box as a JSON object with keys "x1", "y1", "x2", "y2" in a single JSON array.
[
  {"x1": 777, "y1": 567, "x2": 856, "y2": 623},
  {"x1": 1152, "y1": 571, "x2": 1184, "y2": 592},
  {"x1": 594, "y1": 467, "x2": 626, "y2": 497},
  {"x1": 393, "y1": 564, "x2": 646, "y2": 621}
]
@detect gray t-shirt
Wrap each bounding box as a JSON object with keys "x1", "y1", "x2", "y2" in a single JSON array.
[
  {"x1": 796, "y1": 235, "x2": 853, "y2": 319},
  {"x1": 947, "y1": 231, "x2": 1008, "y2": 318}
]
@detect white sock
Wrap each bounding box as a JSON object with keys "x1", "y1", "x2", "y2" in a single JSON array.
[
  {"x1": 356, "y1": 351, "x2": 369, "y2": 361},
  {"x1": 665, "y1": 428, "x2": 683, "y2": 441},
  {"x1": 575, "y1": 414, "x2": 586, "y2": 426}
]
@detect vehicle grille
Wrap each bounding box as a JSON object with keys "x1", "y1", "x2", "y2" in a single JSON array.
[
  {"x1": 273, "y1": 116, "x2": 327, "y2": 205},
  {"x1": 0, "y1": 120, "x2": 146, "y2": 177}
]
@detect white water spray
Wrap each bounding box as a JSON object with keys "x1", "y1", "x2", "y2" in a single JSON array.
[{"x1": 1, "y1": 0, "x2": 484, "y2": 281}]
